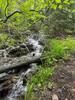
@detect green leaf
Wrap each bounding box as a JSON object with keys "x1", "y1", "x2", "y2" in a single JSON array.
[
  {"x1": 51, "y1": 4, "x2": 57, "y2": 9},
  {"x1": 55, "y1": 0, "x2": 61, "y2": 3}
]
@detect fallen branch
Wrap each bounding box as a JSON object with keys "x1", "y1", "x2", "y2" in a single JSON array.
[
  {"x1": 0, "y1": 52, "x2": 41, "y2": 73},
  {"x1": 0, "y1": 34, "x2": 43, "y2": 73}
]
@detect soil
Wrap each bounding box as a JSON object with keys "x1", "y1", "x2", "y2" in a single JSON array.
[{"x1": 34, "y1": 57, "x2": 75, "y2": 100}]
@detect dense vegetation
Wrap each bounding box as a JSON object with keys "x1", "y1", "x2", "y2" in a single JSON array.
[
  {"x1": 0, "y1": 0, "x2": 75, "y2": 48},
  {"x1": 0, "y1": 0, "x2": 75, "y2": 99},
  {"x1": 0, "y1": 0, "x2": 75, "y2": 36},
  {"x1": 25, "y1": 36, "x2": 75, "y2": 99}
]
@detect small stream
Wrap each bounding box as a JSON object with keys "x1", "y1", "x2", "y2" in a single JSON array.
[
  {"x1": 0, "y1": 34, "x2": 44, "y2": 100},
  {"x1": 6, "y1": 63, "x2": 38, "y2": 100}
]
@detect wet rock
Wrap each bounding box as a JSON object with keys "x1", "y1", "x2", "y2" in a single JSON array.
[{"x1": 52, "y1": 94, "x2": 59, "y2": 100}]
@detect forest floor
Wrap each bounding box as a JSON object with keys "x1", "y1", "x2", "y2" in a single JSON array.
[
  {"x1": 0, "y1": 34, "x2": 75, "y2": 100},
  {"x1": 34, "y1": 56, "x2": 75, "y2": 100}
]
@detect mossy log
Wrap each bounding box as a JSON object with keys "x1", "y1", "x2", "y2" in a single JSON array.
[{"x1": 0, "y1": 52, "x2": 41, "y2": 73}]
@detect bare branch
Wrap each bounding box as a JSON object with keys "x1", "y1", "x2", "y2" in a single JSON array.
[
  {"x1": 4, "y1": 10, "x2": 22, "y2": 22},
  {"x1": 0, "y1": 10, "x2": 22, "y2": 23},
  {"x1": 5, "y1": 0, "x2": 9, "y2": 17}
]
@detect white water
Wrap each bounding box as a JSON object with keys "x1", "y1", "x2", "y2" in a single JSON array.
[
  {"x1": 6, "y1": 72, "x2": 27, "y2": 100},
  {"x1": 6, "y1": 34, "x2": 43, "y2": 100}
]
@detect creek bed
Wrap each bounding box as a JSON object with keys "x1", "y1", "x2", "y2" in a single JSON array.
[{"x1": 0, "y1": 34, "x2": 44, "y2": 100}]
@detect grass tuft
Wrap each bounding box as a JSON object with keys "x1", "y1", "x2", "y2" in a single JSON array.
[
  {"x1": 43, "y1": 37, "x2": 75, "y2": 66},
  {"x1": 25, "y1": 67, "x2": 54, "y2": 100}
]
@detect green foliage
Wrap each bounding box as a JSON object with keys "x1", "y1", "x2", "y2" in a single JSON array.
[
  {"x1": 0, "y1": 34, "x2": 8, "y2": 42},
  {"x1": 50, "y1": 39, "x2": 69, "y2": 59},
  {"x1": 45, "y1": 10, "x2": 75, "y2": 35},
  {"x1": 28, "y1": 67, "x2": 53, "y2": 86},
  {"x1": 63, "y1": 37, "x2": 75, "y2": 52},
  {"x1": 25, "y1": 67, "x2": 54, "y2": 100},
  {"x1": 0, "y1": 33, "x2": 26, "y2": 49},
  {"x1": 0, "y1": 34, "x2": 16, "y2": 49},
  {"x1": 0, "y1": 0, "x2": 75, "y2": 34},
  {"x1": 0, "y1": 1, "x2": 75, "y2": 99},
  {"x1": 43, "y1": 37, "x2": 75, "y2": 66},
  {"x1": 6, "y1": 38, "x2": 16, "y2": 47},
  {"x1": 0, "y1": 34, "x2": 8, "y2": 48}
]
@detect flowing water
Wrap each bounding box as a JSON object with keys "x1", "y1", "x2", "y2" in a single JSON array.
[
  {"x1": 0, "y1": 34, "x2": 44, "y2": 100},
  {"x1": 6, "y1": 63, "x2": 38, "y2": 100}
]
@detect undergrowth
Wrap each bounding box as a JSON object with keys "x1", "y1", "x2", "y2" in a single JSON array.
[
  {"x1": 25, "y1": 36, "x2": 75, "y2": 100},
  {"x1": 43, "y1": 36, "x2": 75, "y2": 66},
  {"x1": 25, "y1": 67, "x2": 54, "y2": 100},
  {"x1": 0, "y1": 33, "x2": 26, "y2": 49}
]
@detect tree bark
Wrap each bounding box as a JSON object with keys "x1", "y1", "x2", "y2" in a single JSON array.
[{"x1": 0, "y1": 52, "x2": 41, "y2": 73}]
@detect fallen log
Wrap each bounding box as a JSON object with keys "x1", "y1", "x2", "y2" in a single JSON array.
[
  {"x1": 0, "y1": 34, "x2": 43, "y2": 73},
  {"x1": 0, "y1": 52, "x2": 41, "y2": 73}
]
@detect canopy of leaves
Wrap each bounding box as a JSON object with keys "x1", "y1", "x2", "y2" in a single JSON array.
[{"x1": 0, "y1": 0, "x2": 75, "y2": 35}]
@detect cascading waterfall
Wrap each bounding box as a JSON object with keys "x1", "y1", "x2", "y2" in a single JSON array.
[
  {"x1": 5, "y1": 34, "x2": 44, "y2": 100},
  {"x1": 6, "y1": 72, "x2": 27, "y2": 100}
]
